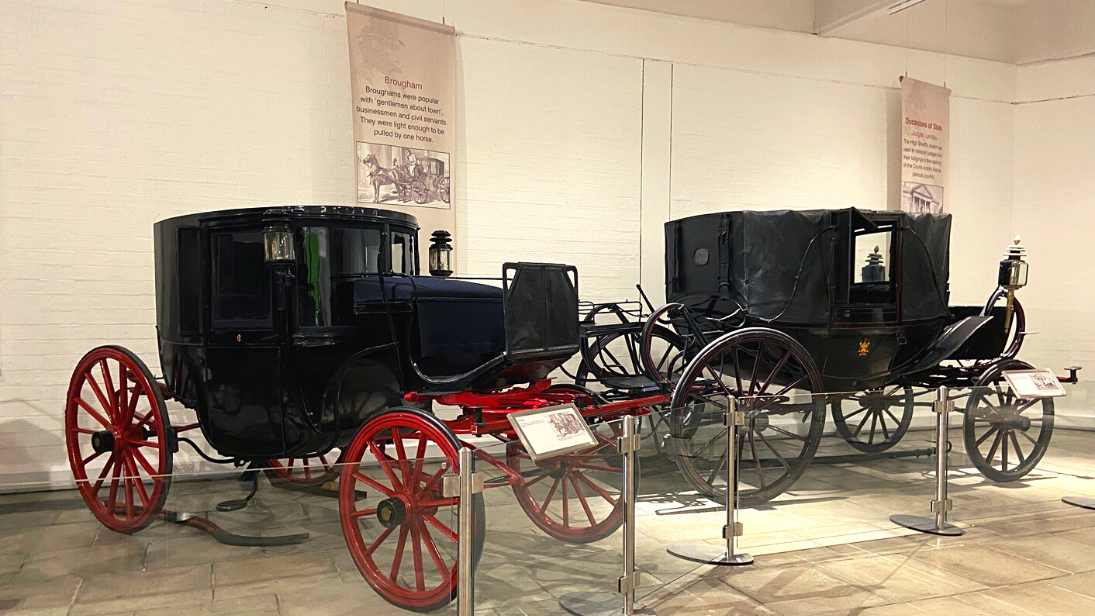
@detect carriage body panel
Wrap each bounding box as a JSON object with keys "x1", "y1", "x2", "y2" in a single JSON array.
[
  {"x1": 664, "y1": 208, "x2": 954, "y2": 390},
  {"x1": 154, "y1": 206, "x2": 427, "y2": 459}
]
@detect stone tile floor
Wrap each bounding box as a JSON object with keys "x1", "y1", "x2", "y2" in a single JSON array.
[{"x1": 4, "y1": 427, "x2": 1095, "y2": 615}]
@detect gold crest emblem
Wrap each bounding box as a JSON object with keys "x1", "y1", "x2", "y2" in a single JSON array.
[{"x1": 858, "y1": 338, "x2": 870, "y2": 356}]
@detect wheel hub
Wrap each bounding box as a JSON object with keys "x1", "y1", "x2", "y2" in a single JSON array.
[
  {"x1": 91, "y1": 431, "x2": 115, "y2": 453},
  {"x1": 376, "y1": 497, "x2": 408, "y2": 528},
  {"x1": 1003, "y1": 415, "x2": 1033, "y2": 432},
  {"x1": 747, "y1": 412, "x2": 770, "y2": 432}
]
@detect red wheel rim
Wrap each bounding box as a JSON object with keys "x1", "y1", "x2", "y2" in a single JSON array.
[
  {"x1": 65, "y1": 347, "x2": 171, "y2": 533},
  {"x1": 509, "y1": 424, "x2": 626, "y2": 543},
  {"x1": 340, "y1": 412, "x2": 462, "y2": 611},
  {"x1": 268, "y1": 450, "x2": 342, "y2": 487}
]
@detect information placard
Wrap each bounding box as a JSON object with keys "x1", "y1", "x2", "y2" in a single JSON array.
[
  {"x1": 507, "y1": 405, "x2": 599, "y2": 462},
  {"x1": 1003, "y1": 369, "x2": 1066, "y2": 399}
]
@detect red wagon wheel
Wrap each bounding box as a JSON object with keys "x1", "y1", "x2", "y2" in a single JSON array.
[
  {"x1": 65, "y1": 345, "x2": 172, "y2": 534},
  {"x1": 340, "y1": 408, "x2": 484, "y2": 612},
  {"x1": 508, "y1": 421, "x2": 633, "y2": 544},
  {"x1": 267, "y1": 449, "x2": 343, "y2": 487}
]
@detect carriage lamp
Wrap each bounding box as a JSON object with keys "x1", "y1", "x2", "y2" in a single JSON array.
[
  {"x1": 862, "y1": 246, "x2": 886, "y2": 282},
  {"x1": 264, "y1": 225, "x2": 295, "y2": 262},
  {"x1": 429, "y1": 230, "x2": 453, "y2": 277},
  {"x1": 998, "y1": 235, "x2": 1028, "y2": 336}
]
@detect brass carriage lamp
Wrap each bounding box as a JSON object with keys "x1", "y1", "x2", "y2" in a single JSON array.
[
  {"x1": 998, "y1": 235, "x2": 1028, "y2": 336},
  {"x1": 263, "y1": 225, "x2": 296, "y2": 262},
  {"x1": 429, "y1": 230, "x2": 453, "y2": 277}
]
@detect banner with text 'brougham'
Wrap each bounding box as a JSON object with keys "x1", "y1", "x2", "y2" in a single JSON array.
[
  {"x1": 346, "y1": 3, "x2": 456, "y2": 268},
  {"x1": 900, "y1": 77, "x2": 950, "y2": 215}
]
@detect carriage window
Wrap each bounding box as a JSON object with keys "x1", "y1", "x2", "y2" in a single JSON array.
[
  {"x1": 850, "y1": 230, "x2": 894, "y2": 304},
  {"x1": 211, "y1": 231, "x2": 272, "y2": 328},
  {"x1": 299, "y1": 226, "x2": 383, "y2": 327},
  {"x1": 390, "y1": 231, "x2": 414, "y2": 275},
  {"x1": 854, "y1": 233, "x2": 891, "y2": 284}
]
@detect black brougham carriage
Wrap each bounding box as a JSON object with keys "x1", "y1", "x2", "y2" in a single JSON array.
[
  {"x1": 64, "y1": 206, "x2": 667, "y2": 611},
  {"x1": 642, "y1": 208, "x2": 1079, "y2": 506}
]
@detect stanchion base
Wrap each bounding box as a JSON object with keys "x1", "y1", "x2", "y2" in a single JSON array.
[
  {"x1": 1063, "y1": 496, "x2": 1095, "y2": 510},
  {"x1": 667, "y1": 543, "x2": 754, "y2": 566},
  {"x1": 890, "y1": 514, "x2": 963, "y2": 536},
  {"x1": 558, "y1": 592, "x2": 656, "y2": 616}
]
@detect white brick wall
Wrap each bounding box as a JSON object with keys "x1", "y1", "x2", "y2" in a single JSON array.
[
  {"x1": 456, "y1": 37, "x2": 643, "y2": 303},
  {"x1": 1, "y1": 0, "x2": 1071, "y2": 488}
]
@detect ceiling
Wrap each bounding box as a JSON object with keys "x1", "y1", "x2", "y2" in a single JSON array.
[{"x1": 577, "y1": 0, "x2": 1095, "y2": 64}]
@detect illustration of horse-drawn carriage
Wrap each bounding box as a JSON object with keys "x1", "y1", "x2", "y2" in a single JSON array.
[
  {"x1": 362, "y1": 153, "x2": 450, "y2": 206},
  {"x1": 64, "y1": 206, "x2": 663, "y2": 611},
  {"x1": 604, "y1": 208, "x2": 1079, "y2": 507}
]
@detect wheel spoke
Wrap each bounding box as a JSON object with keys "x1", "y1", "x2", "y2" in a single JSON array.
[
  {"x1": 561, "y1": 477, "x2": 570, "y2": 527},
  {"x1": 418, "y1": 520, "x2": 450, "y2": 579},
  {"x1": 756, "y1": 431, "x2": 791, "y2": 470},
  {"x1": 81, "y1": 451, "x2": 105, "y2": 466},
  {"x1": 1001, "y1": 431, "x2": 1009, "y2": 472},
  {"x1": 757, "y1": 351, "x2": 792, "y2": 397},
  {"x1": 106, "y1": 460, "x2": 122, "y2": 515},
  {"x1": 351, "y1": 471, "x2": 396, "y2": 498},
  {"x1": 569, "y1": 476, "x2": 598, "y2": 526},
  {"x1": 423, "y1": 514, "x2": 458, "y2": 542},
  {"x1": 539, "y1": 477, "x2": 562, "y2": 515},
  {"x1": 868, "y1": 412, "x2": 878, "y2": 444},
  {"x1": 747, "y1": 343, "x2": 765, "y2": 397},
  {"x1": 768, "y1": 425, "x2": 808, "y2": 442},
  {"x1": 852, "y1": 409, "x2": 873, "y2": 437},
  {"x1": 748, "y1": 431, "x2": 766, "y2": 489},
  {"x1": 706, "y1": 452, "x2": 728, "y2": 486},
  {"x1": 363, "y1": 525, "x2": 397, "y2": 556},
  {"x1": 389, "y1": 526, "x2": 409, "y2": 582},
  {"x1": 98, "y1": 360, "x2": 119, "y2": 423},
  {"x1": 75, "y1": 397, "x2": 112, "y2": 430},
  {"x1": 984, "y1": 430, "x2": 1003, "y2": 464},
  {"x1": 131, "y1": 447, "x2": 157, "y2": 477},
  {"x1": 878, "y1": 412, "x2": 890, "y2": 441},
  {"x1": 367, "y1": 441, "x2": 403, "y2": 491},
  {"x1": 91, "y1": 452, "x2": 117, "y2": 496},
  {"x1": 391, "y1": 428, "x2": 411, "y2": 485},
  {"x1": 1009, "y1": 431, "x2": 1026, "y2": 465},
  {"x1": 1019, "y1": 430, "x2": 1038, "y2": 446},
  {"x1": 841, "y1": 407, "x2": 869, "y2": 421},
  {"x1": 350, "y1": 507, "x2": 377, "y2": 518},
  {"x1": 575, "y1": 473, "x2": 617, "y2": 506},
  {"x1": 975, "y1": 424, "x2": 1000, "y2": 447}
]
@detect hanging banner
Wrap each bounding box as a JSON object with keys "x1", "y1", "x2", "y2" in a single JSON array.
[
  {"x1": 900, "y1": 77, "x2": 950, "y2": 214},
  {"x1": 346, "y1": 3, "x2": 456, "y2": 268}
]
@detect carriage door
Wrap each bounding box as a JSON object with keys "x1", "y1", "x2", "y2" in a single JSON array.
[
  {"x1": 830, "y1": 216, "x2": 902, "y2": 387},
  {"x1": 202, "y1": 228, "x2": 287, "y2": 459}
]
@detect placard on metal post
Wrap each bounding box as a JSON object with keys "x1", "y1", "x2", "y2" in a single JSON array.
[
  {"x1": 559, "y1": 415, "x2": 656, "y2": 616},
  {"x1": 891, "y1": 386, "x2": 963, "y2": 536},
  {"x1": 443, "y1": 447, "x2": 485, "y2": 616},
  {"x1": 667, "y1": 396, "x2": 754, "y2": 566}
]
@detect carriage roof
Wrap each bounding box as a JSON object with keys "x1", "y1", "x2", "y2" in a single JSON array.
[
  {"x1": 153, "y1": 206, "x2": 419, "y2": 343},
  {"x1": 155, "y1": 205, "x2": 418, "y2": 229},
  {"x1": 665, "y1": 208, "x2": 952, "y2": 325}
]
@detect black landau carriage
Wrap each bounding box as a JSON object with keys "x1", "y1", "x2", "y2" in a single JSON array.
[
  {"x1": 64, "y1": 206, "x2": 665, "y2": 611},
  {"x1": 626, "y1": 208, "x2": 1079, "y2": 507}
]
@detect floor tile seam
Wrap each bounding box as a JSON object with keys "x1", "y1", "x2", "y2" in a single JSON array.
[{"x1": 980, "y1": 542, "x2": 1075, "y2": 576}]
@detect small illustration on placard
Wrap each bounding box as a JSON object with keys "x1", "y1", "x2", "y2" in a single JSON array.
[
  {"x1": 1002, "y1": 369, "x2": 1066, "y2": 399},
  {"x1": 902, "y1": 182, "x2": 944, "y2": 214},
  {"x1": 356, "y1": 141, "x2": 451, "y2": 208},
  {"x1": 548, "y1": 411, "x2": 585, "y2": 439},
  {"x1": 1031, "y1": 372, "x2": 1059, "y2": 393}
]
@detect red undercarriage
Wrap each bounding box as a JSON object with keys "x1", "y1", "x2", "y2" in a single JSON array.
[{"x1": 404, "y1": 379, "x2": 669, "y2": 488}]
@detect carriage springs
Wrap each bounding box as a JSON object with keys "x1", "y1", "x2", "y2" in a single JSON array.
[{"x1": 358, "y1": 86, "x2": 446, "y2": 143}]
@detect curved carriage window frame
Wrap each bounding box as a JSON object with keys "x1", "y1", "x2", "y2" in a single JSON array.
[{"x1": 296, "y1": 222, "x2": 419, "y2": 329}]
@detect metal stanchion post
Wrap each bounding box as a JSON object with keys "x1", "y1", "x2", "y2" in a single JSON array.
[
  {"x1": 668, "y1": 396, "x2": 754, "y2": 565},
  {"x1": 891, "y1": 386, "x2": 963, "y2": 536},
  {"x1": 559, "y1": 415, "x2": 655, "y2": 616},
  {"x1": 444, "y1": 448, "x2": 484, "y2": 616}
]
